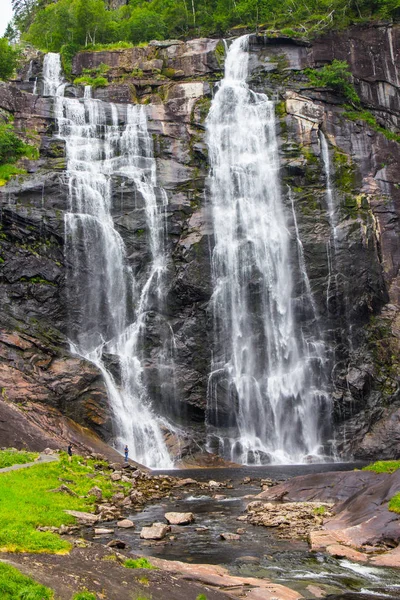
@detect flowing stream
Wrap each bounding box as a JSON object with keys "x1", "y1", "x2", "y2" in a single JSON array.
[
  {"x1": 206, "y1": 36, "x2": 331, "y2": 465},
  {"x1": 42, "y1": 53, "x2": 173, "y2": 468}
]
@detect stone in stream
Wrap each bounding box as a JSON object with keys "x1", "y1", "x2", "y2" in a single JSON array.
[
  {"x1": 174, "y1": 478, "x2": 198, "y2": 487},
  {"x1": 94, "y1": 528, "x2": 114, "y2": 535},
  {"x1": 117, "y1": 519, "x2": 134, "y2": 528},
  {"x1": 164, "y1": 512, "x2": 194, "y2": 525},
  {"x1": 208, "y1": 480, "x2": 224, "y2": 488},
  {"x1": 106, "y1": 539, "x2": 127, "y2": 549},
  {"x1": 220, "y1": 532, "x2": 240, "y2": 541},
  {"x1": 64, "y1": 510, "x2": 99, "y2": 525},
  {"x1": 140, "y1": 523, "x2": 170, "y2": 540}
]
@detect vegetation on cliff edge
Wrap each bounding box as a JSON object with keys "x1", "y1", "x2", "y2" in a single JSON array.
[{"x1": 7, "y1": 0, "x2": 400, "y2": 55}]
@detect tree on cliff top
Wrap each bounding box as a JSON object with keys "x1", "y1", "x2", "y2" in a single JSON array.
[{"x1": 18, "y1": 0, "x2": 400, "y2": 53}]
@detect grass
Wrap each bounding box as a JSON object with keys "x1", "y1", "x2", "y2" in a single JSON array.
[
  {"x1": 0, "y1": 561, "x2": 53, "y2": 599},
  {"x1": 0, "y1": 454, "x2": 122, "y2": 553},
  {"x1": 124, "y1": 557, "x2": 156, "y2": 570},
  {"x1": 83, "y1": 41, "x2": 135, "y2": 51},
  {"x1": 73, "y1": 76, "x2": 108, "y2": 88},
  {"x1": 362, "y1": 461, "x2": 400, "y2": 474},
  {"x1": 389, "y1": 493, "x2": 400, "y2": 514},
  {"x1": 73, "y1": 591, "x2": 96, "y2": 600},
  {"x1": 0, "y1": 164, "x2": 27, "y2": 186},
  {"x1": 0, "y1": 449, "x2": 39, "y2": 469}
]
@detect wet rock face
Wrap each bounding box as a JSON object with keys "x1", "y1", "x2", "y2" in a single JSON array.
[{"x1": 1, "y1": 26, "x2": 400, "y2": 461}]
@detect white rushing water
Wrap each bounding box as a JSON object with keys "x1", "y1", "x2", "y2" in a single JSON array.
[
  {"x1": 206, "y1": 36, "x2": 331, "y2": 464},
  {"x1": 42, "y1": 53, "x2": 173, "y2": 468}
]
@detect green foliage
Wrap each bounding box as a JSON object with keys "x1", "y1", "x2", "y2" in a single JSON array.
[
  {"x1": 0, "y1": 38, "x2": 19, "y2": 80},
  {"x1": 313, "y1": 505, "x2": 326, "y2": 515},
  {"x1": 73, "y1": 75, "x2": 108, "y2": 88},
  {"x1": 0, "y1": 121, "x2": 39, "y2": 185},
  {"x1": 363, "y1": 460, "x2": 400, "y2": 474},
  {"x1": 0, "y1": 453, "x2": 122, "y2": 553},
  {"x1": 305, "y1": 60, "x2": 360, "y2": 104},
  {"x1": 0, "y1": 562, "x2": 53, "y2": 599},
  {"x1": 343, "y1": 107, "x2": 400, "y2": 144},
  {"x1": 124, "y1": 557, "x2": 156, "y2": 569},
  {"x1": 21, "y1": 0, "x2": 400, "y2": 57},
  {"x1": 196, "y1": 595, "x2": 208, "y2": 600},
  {"x1": 0, "y1": 164, "x2": 27, "y2": 186},
  {"x1": 73, "y1": 591, "x2": 97, "y2": 600},
  {"x1": 0, "y1": 123, "x2": 29, "y2": 164},
  {"x1": 0, "y1": 449, "x2": 39, "y2": 468},
  {"x1": 389, "y1": 492, "x2": 400, "y2": 513}
]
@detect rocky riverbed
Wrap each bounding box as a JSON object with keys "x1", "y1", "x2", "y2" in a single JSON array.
[
  {"x1": 2, "y1": 453, "x2": 399, "y2": 599},
  {"x1": 72, "y1": 459, "x2": 400, "y2": 599}
]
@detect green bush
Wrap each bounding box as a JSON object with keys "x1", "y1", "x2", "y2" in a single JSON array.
[
  {"x1": 0, "y1": 562, "x2": 53, "y2": 599},
  {"x1": 0, "y1": 38, "x2": 19, "y2": 80},
  {"x1": 124, "y1": 557, "x2": 156, "y2": 570},
  {"x1": 305, "y1": 60, "x2": 360, "y2": 104},
  {"x1": 0, "y1": 124, "x2": 27, "y2": 165}
]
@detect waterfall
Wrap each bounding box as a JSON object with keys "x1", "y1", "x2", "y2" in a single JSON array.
[
  {"x1": 206, "y1": 36, "x2": 331, "y2": 465},
  {"x1": 43, "y1": 53, "x2": 173, "y2": 468}
]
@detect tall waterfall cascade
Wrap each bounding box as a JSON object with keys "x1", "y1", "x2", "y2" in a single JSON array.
[
  {"x1": 206, "y1": 36, "x2": 332, "y2": 465},
  {"x1": 42, "y1": 53, "x2": 174, "y2": 468}
]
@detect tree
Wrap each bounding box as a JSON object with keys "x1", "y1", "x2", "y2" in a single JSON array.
[
  {"x1": 128, "y1": 8, "x2": 166, "y2": 43},
  {"x1": 0, "y1": 38, "x2": 19, "y2": 80}
]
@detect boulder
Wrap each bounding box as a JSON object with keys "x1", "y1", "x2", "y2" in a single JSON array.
[
  {"x1": 64, "y1": 510, "x2": 99, "y2": 525},
  {"x1": 140, "y1": 523, "x2": 170, "y2": 540},
  {"x1": 94, "y1": 528, "x2": 114, "y2": 535},
  {"x1": 106, "y1": 539, "x2": 126, "y2": 549},
  {"x1": 164, "y1": 512, "x2": 194, "y2": 525},
  {"x1": 220, "y1": 532, "x2": 240, "y2": 541},
  {"x1": 88, "y1": 486, "x2": 103, "y2": 501},
  {"x1": 117, "y1": 519, "x2": 134, "y2": 529}
]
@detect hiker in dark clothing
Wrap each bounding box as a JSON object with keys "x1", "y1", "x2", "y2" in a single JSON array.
[
  {"x1": 67, "y1": 443, "x2": 73, "y2": 461},
  {"x1": 124, "y1": 445, "x2": 129, "y2": 462}
]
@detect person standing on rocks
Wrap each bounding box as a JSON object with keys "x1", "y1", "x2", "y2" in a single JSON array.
[
  {"x1": 124, "y1": 445, "x2": 129, "y2": 462},
  {"x1": 67, "y1": 443, "x2": 73, "y2": 462}
]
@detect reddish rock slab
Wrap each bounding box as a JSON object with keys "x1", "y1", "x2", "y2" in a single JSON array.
[{"x1": 148, "y1": 557, "x2": 303, "y2": 600}]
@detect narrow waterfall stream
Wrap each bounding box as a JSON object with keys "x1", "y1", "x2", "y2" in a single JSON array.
[
  {"x1": 206, "y1": 36, "x2": 331, "y2": 465},
  {"x1": 43, "y1": 53, "x2": 173, "y2": 468}
]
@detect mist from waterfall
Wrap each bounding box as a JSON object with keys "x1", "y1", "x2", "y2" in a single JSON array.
[
  {"x1": 42, "y1": 53, "x2": 173, "y2": 468},
  {"x1": 206, "y1": 36, "x2": 331, "y2": 465}
]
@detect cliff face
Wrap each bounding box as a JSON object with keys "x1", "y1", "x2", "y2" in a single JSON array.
[{"x1": 1, "y1": 25, "x2": 399, "y2": 462}]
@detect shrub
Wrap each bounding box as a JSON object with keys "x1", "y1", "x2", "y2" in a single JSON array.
[
  {"x1": 305, "y1": 60, "x2": 360, "y2": 104},
  {"x1": 0, "y1": 124, "x2": 27, "y2": 165}
]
